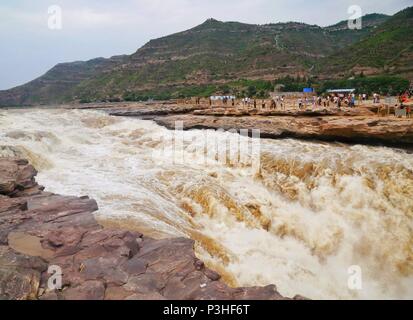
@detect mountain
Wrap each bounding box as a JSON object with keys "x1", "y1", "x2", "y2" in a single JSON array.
[
  {"x1": 319, "y1": 7, "x2": 413, "y2": 79},
  {"x1": 325, "y1": 13, "x2": 389, "y2": 31},
  {"x1": 322, "y1": 14, "x2": 390, "y2": 51},
  {"x1": 71, "y1": 18, "x2": 376, "y2": 101},
  {"x1": 0, "y1": 9, "x2": 408, "y2": 106},
  {"x1": 0, "y1": 55, "x2": 127, "y2": 106}
]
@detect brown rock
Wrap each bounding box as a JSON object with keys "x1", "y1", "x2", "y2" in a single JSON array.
[
  {"x1": 39, "y1": 291, "x2": 59, "y2": 300},
  {"x1": 63, "y1": 281, "x2": 106, "y2": 300},
  {"x1": 125, "y1": 292, "x2": 166, "y2": 300},
  {"x1": 0, "y1": 248, "x2": 47, "y2": 300},
  {"x1": 204, "y1": 269, "x2": 221, "y2": 281},
  {"x1": 124, "y1": 272, "x2": 166, "y2": 294},
  {"x1": 121, "y1": 256, "x2": 148, "y2": 275},
  {"x1": 82, "y1": 256, "x2": 129, "y2": 286},
  {"x1": 105, "y1": 286, "x2": 134, "y2": 300},
  {"x1": 154, "y1": 113, "x2": 413, "y2": 149}
]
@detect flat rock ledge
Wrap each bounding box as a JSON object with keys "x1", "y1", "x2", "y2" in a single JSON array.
[
  {"x1": 153, "y1": 114, "x2": 413, "y2": 149},
  {"x1": 0, "y1": 157, "x2": 301, "y2": 300},
  {"x1": 91, "y1": 102, "x2": 413, "y2": 149}
]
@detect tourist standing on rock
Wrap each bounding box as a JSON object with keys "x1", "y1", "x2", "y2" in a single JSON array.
[
  {"x1": 398, "y1": 93, "x2": 403, "y2": 106},
  {"x1": 298, "y1": 98, "x2": 303, "y2": 109},
  {"x1": 270, "y1": 99, "x2": 276, "y2": 110},
  {"x1": 406, "y1": 103, "x2": 411, "y2": 118},
  {"x1": 373, "y1": 93, "x2": 380, "y2": 104},
  {"x1": 351, "y1": 94, "x2": 356, "y2": 108}
]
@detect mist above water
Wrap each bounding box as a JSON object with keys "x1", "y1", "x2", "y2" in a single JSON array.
[{"x1": 1, "y1": 108, "x2": 412, "y2": 299}]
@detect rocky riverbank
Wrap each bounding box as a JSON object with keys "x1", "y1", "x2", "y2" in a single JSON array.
[
  {"x1": 154, "y1": 114, "x2": 413, "y2": 149},
  {"x1": 71, "y1": 102, "x2": 413, "y2": 149},
  {"x1": 0, "y1": 157, "x2": 298, "y2": 300}
]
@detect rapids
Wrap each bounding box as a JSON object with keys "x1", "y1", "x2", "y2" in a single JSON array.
[{"x1": 1, "y1": 108, "x2": 412, "y2": 299}]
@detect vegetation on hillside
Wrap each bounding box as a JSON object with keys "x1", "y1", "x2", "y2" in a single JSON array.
[
  {"x1": 319, "y1": 75, "x2": 410, "y2": 95},
  {"x1": 321, "y1": 7, "x2": 413, "y2": 76},
  {"x1": 81, "y1": 75, "x2": 409, "y2": 103}
]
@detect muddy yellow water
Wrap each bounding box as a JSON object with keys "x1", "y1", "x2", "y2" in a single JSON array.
[{"x1": 1, "y1": 108, "x2": 412, "y2": 299}]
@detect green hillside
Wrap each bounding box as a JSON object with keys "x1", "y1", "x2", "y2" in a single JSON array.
[{"x1": 320, "y1": 7, "x2": 413, "y2": 78}]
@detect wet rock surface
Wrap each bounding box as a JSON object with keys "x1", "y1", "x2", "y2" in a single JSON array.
[
  {"x1": 153, "y1": 113, "x2": 413, "y2": 149},
  {"x1": 78, "y1": 102, "x2": 413, "y2": 149},
  {"x1": 0, "y1": 157, "x2": 294, "y2": 300}
]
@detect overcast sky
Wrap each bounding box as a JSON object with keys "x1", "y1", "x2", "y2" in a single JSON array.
[{"x1": 0, "y1": 0, "x2": 411, "y2": 90}]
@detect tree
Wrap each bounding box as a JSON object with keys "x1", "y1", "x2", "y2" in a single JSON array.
[{"x1": 247, "y1": 86, "x2": 257, "y2": 97}]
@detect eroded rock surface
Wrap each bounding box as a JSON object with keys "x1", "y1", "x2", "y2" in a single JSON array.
[
  {"x1": 0, "y1": 157, "x2": 294, "y2": 300},
  {"x1": 84, "y1": 102, "x2": 413, "y2": 148},
  {"x1": 154, "y1": 114, "x2": 413, "y2": 148}
]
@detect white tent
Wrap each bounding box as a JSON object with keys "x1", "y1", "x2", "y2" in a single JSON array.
[
  {"x1": 326, "y1": 89, "x2": 356, "y2": 94},
  {"x1": 210, "y1": 95, "x2": 236, "y2": 100}
]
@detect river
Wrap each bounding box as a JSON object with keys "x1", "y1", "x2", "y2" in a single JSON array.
[{"x1": 0, "y1": 108, "x2": 412, "y2": 299}]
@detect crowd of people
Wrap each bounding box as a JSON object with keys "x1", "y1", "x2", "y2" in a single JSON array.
[
  {"x1": 201, "y1": 93, "x2": 384, "y2": 110},
  {"x1": 296, "y1": 93, "x2": 360, "y2": 109},
  {"x1": 193, "y1": 89, "x2": 413, "y2": 118}
]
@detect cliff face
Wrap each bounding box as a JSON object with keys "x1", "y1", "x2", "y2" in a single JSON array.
[
  {"x1": 0, "y1": 10, "x2": 403, "y2": 106},
  {"x1": 0, "y1": 157, "x2": 298, "y2": 300}
]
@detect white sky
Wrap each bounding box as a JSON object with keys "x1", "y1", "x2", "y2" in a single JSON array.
[{"x1": 0, "y1": 0, "x2": 411, "y2": 90}]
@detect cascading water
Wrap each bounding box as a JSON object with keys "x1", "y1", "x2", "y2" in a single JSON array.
[{"x1": 1, "y1": 108, "x2": 412, "y2": 299}]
